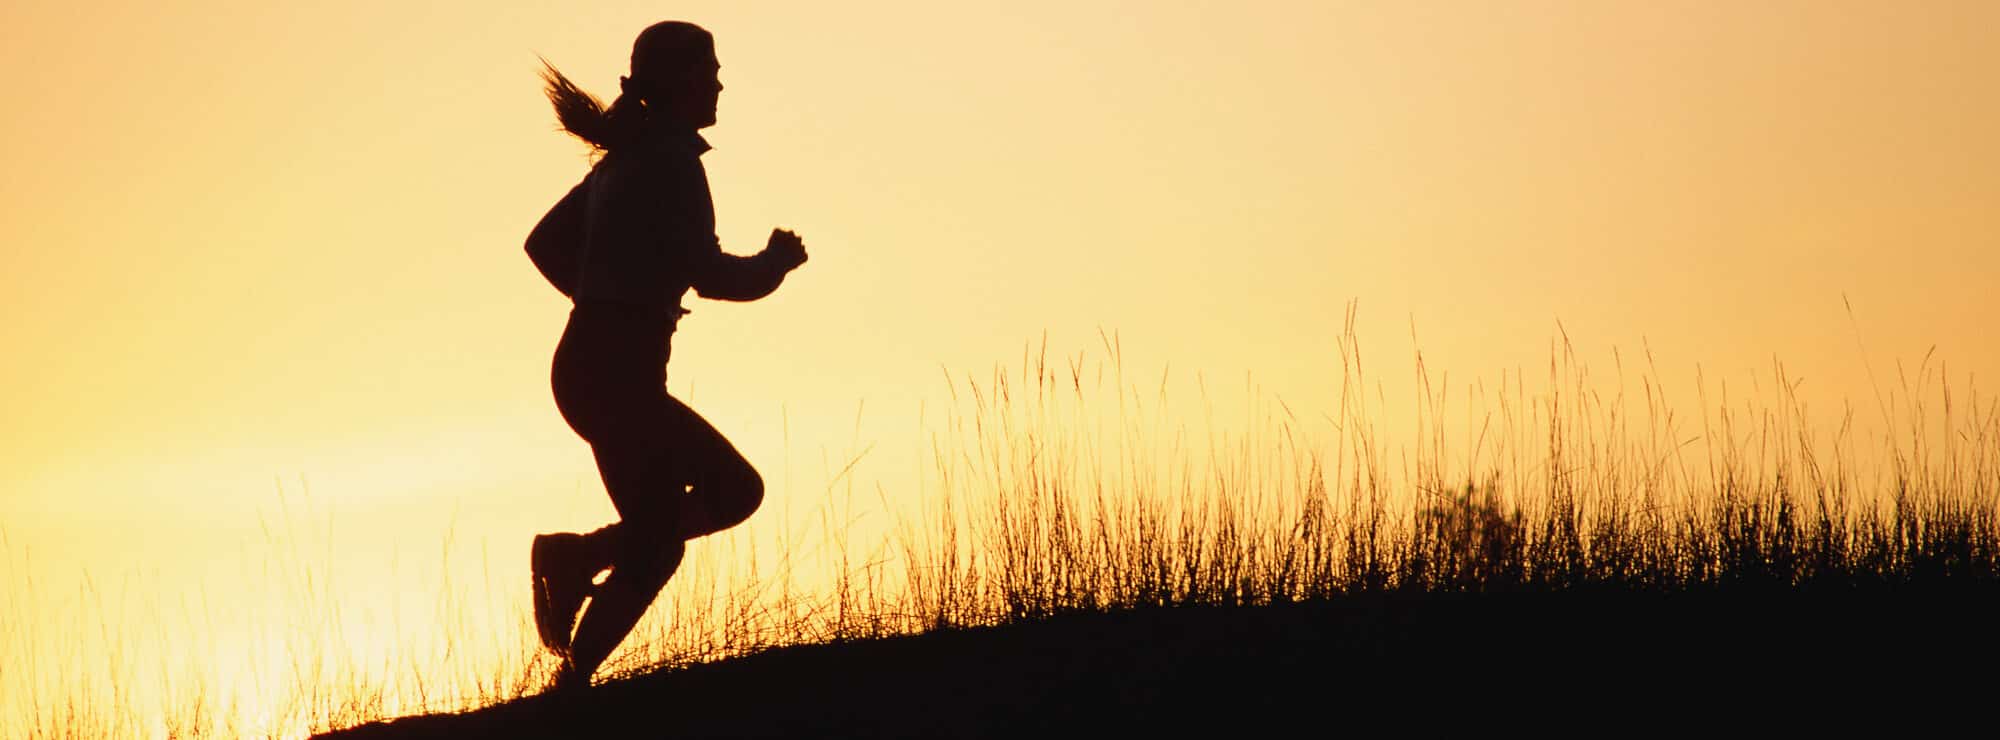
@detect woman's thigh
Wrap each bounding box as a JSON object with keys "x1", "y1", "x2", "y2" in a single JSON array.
[
  {"x1": 591, "y1": 392, "x2": 760, "y2": 534},
  {"x1": 649, "y1": 393, "x2": 737, "y2": 461},
  {"x1": 662, "y1": 394, "x2": 764, "y2": 535}
]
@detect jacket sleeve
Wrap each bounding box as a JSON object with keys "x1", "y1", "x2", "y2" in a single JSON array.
[
  {"x1": 524, "y1": 177, "x2": 590, "y2": 296},
  {"x1": 689, "y1": 242, "x2": 793, "y2": 302}
]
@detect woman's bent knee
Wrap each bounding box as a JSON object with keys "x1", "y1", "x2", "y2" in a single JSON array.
[
  {"x1": 685, "y1": 464, "x2": 763, "y2": 539},
  {"x1": 727, "y1": 466, "x2": 764, "y2": 525}
]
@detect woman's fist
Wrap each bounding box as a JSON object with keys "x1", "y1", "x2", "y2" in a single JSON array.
[{"x1": 766, "y1": 228, "x2": 808, "y2": 270}]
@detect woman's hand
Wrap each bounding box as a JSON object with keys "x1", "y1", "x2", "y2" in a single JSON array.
[{"x1": 766, "y1": 228, "x2": 808, "y2": 270}]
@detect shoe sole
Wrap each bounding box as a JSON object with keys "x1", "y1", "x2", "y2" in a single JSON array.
[{"x1": 531, "y1": 536, "x2": 574, "y2": 656}]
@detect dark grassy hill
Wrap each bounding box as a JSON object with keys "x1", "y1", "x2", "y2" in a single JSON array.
[{"x1": 317, "y1": 586, "x2": 1994, "y2": 738}]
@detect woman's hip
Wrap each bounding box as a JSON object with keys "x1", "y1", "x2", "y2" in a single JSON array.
[{"x1": 550, "y1": 302, "x2": 677, "y2": 441}]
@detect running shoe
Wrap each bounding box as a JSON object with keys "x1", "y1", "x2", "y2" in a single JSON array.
[{"x1": 531, "y1": 532, "x2": 595, "y2": 656}]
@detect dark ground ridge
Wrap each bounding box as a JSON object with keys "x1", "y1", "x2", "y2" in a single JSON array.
[{"x1": 319, "y1": 586, "x2": 1998, "y2": 738}]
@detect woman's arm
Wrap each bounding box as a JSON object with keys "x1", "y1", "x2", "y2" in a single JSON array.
[
  {"x1": 525, "y1": 177, "x2": 591, "y2": 297},
  {"x1": 690, "y1": 229, "x2": 808, "y2": 301}
]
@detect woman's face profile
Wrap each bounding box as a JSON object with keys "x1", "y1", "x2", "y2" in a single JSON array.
[
  {"x1": 692, "y1": 54, "x2": 721, "y2": 129},
  {"x1": 646, "y1": 50, "x2": 723, "y2": 130}
]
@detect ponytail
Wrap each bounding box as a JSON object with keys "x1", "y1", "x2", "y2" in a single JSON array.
[{"x1": 539, "y1": 58, "x2": 645, "y2": 153}]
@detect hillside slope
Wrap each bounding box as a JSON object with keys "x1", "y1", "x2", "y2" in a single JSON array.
[{"x1": 319, "y1": 588, "x2": 1992, "y2": 738}]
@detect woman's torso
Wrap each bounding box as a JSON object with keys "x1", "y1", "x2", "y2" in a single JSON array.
[{"x1": 551, "y1": 134, "x2": 715, "y2": 438}]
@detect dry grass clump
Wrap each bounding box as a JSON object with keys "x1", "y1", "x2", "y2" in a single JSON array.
[{"x1": 899, "y1": 314, "x2": 1997, "y2": 627}]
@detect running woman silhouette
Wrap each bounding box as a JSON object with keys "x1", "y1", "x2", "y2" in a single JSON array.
[{"x1": 527, "y1": 21, "x2": 807, "y2": 689}]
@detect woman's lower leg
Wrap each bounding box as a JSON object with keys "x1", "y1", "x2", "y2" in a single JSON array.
[{"x1": 565, "y1": 538, "x2": 685, "y2": 681}]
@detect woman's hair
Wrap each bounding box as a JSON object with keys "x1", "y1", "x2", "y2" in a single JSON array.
[
  {"x1": 541, "y1": 21, "x2": 715, "y2": 154},
  {"x1": 540, "y1": 59, "x2": 644, "y2": 153}
]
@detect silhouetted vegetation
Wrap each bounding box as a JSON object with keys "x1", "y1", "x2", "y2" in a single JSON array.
[
  {"x1": 13, "y1": 315, "x2": 1996, "y2": 736},
  {"x1": 320, "y1": 311, "x2": 1999, "y2": 737}
]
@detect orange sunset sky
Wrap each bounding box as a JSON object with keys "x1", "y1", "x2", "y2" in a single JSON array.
[{"x1": 2, "y1": 0, "x2": 1997, "y2": 731}]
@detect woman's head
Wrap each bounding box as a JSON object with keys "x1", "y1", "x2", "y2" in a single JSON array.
[
  {"x1": 541, "y1": 21, "x2": 721, "y2": 153},
  {"x1": 624, "y1": 21, "x2": 722, "y2": 131}
]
